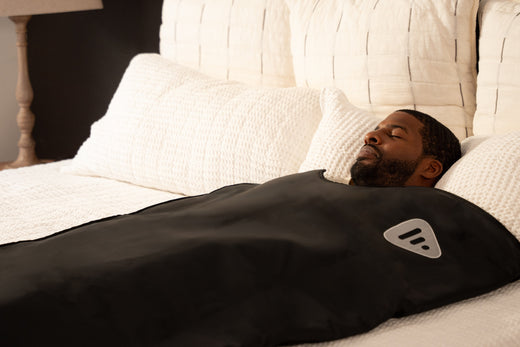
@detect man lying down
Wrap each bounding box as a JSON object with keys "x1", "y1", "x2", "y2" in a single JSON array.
[
  {"x1": 1, "y1": 111, "x2": 520, "y2": 347},
  {"x1": 348, "y1": 109, "x2": 461, "y2": 188}
]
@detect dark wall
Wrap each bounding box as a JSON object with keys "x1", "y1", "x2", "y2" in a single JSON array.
[{"x1": 29, "y1": 0, "x2": 163, "y2": 160}]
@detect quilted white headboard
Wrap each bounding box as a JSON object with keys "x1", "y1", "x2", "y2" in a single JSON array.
[
  {"x1": 159, "y1": 0, "x2": 481, "y2": 140},
  {"x1": 159, "y1": 0, "x2": 296, "y2": 88},
  {"x1": 158, "y1": 0, "x2": 520, "y2": 139},
  {"x1": 285, "y1": 0, "x2": 478, "y2": 140},
  {"x1": 474, "y1": 0, "x2": 520, "y2": 135}
]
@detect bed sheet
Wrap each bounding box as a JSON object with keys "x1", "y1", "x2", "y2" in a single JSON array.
[
  {"x1": 294, "y1": 279, "x2": 520, "y2": 346},
  {"x1": 0, "y1": 160, "x2": 181, "y2": 245},
  {"x1": 1, "y1": 162, "x2": 519, "y2": 346}
]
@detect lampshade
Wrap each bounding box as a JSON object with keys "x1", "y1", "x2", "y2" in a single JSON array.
[{"x1": 0, "y1": 0, "x2": 103, "y2": 16}]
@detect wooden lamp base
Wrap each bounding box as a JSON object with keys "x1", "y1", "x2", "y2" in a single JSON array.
[{"x1": 1, "y1": 15, "x2": 47, "y2": 171}]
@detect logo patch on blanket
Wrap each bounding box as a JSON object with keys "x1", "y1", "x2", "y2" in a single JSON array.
[{"x1": 384, "y1": 218, "x2": 442, "y2": 259}]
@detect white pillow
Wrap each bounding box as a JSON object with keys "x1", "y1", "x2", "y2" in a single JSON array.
[
  {"x1": 436, "y1": 132, "x2": 520, "y2": 242},
  {"x1": 285, "y1": 0, "x2": 479, "y2": 140},
  {"x1": 62, "y1": 54, "x2": 322, "y2": 196},
  {"x1": 473, "y1": 0, "x2": 520, "y2": 135},
  {"x1": 299, "y1": 87, "x2": 378, "y2": 184},
  {"x1": 159, "y1": 0, "x2": 296, "y2": 88}
]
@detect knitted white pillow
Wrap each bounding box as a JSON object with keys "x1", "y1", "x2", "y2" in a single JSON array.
[
  {"x1": 436, "y1": 132, "x2": 520, "y2": 241},
  {"x1": 62, "y1": 54, "x2": 322, "y2": 196},
  {"x1": 285, "y1": 0, "x2": 479, "y2": 140},
  {"x1": 473, "y1": 0, "x2": 520, "y2": 135},
  {"x1": 160, "y1": 0, "x2": 295, "y2": 87},
  {"x1": 299, "y1": 88, "x2": 378, "y2": 184}
]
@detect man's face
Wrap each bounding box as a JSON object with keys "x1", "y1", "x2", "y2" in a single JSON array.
[{"x1": 350, "y1": 111, "x2": 425, "y2": 187}]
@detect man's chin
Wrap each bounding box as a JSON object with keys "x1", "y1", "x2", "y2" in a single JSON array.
[
  {"x1": 350, "y1": 160, "x2": 378, "y2": 186},
  {"x1": 350, "y1": 157, "x2": 420, "y2": 187}
]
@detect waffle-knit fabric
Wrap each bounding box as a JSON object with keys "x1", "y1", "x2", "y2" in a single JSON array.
[
  {"x1": 436, "y1": 132, "x2": 520, "y2": 242},
  {"x1": 160, "y1": 0, "x2": 296, "y2": 87},
  {"x1": 62, "y1": 54, "x2": 322, "y2": 196},
  {"x1": 474, "y1": 0, "x2": 520, "y2": 135},
  {"x1": 286, "y1": 0, "x2": 479, "y2": 140},
  {"x1": 291, "y1": 279, "x2": 520, "y2": 347},
  {"x1": 299, "y1": 88, "x2": 378, "y2": 184},
  {"x1": 1, "y1": 161, "x2": 180, "y2": 245}
]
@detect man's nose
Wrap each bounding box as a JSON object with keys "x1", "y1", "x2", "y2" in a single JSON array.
[{"x1": 364, "y1": 130, "x2": 382, "y2": 145}]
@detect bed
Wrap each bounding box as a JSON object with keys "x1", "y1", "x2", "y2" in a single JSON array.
[{"x1": 2, "y1": 0, "x2": 520, "y2": 346}]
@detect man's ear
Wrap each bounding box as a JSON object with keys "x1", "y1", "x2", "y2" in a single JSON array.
[{"x1": 420, "y1": 157, "x2": 443, "y2": 180}]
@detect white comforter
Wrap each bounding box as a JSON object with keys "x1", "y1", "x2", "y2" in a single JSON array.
[
  {"x1": 1, "y1": 160, "x2": 181, "y2": 245},
  {"x1": 1, "y1": 162, "x2": 519, "y2": 346}
]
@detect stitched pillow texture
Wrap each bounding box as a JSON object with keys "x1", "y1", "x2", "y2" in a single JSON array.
[
  {"x1": 62, "y1": 54, "x2": 322, "y2": 196},
  {"x1": 436, "y1": 132, "x2": 520, "y2": 241},
  {"x1": 299, "y1": 87, "x2": 378, "y2": 184},
  {"x1": 285, "y1": 0, "x2": 479, "y2": 140},
  {"x1": 160, "y1": 0, "x2": 295, "y2": 87},
  {"x1": 473, "y1": 0, "x2": 520, "y2": 135}
]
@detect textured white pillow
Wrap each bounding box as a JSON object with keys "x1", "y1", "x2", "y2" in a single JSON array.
[
  {"x1": 436, "y1": 132, "x2": 520, "y2": 241},
  {"x1": 473, "y1": 0, "x2": 520, "y2": 135},
  {"x1": 159, "y1": 0, "x2": 295, "y2": 87},
  {"x1": 62, "y1": 54, "x2": 322, "y2": 196},
  {"x1": 285, "y1": 0, "x2": 479, "y2": 140},
  {"x1": 299, "y1": 88, "x2": 378, "y2": 184}
]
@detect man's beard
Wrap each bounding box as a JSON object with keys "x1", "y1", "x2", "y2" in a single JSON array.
[{"x1": 350, "y1": 155, "x2": 421, "y2": 187}]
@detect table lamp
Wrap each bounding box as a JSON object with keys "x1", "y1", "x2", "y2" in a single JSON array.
[{"x1": 0, "y1": 0, "x2": 103, "y2": 170}]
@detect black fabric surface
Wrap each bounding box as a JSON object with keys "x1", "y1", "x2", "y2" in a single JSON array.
[{"x1": 1, "y1": 170, "x2": 520, "y2": 346}]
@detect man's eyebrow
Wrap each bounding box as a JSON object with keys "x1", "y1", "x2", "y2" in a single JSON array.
[{"x1": 389, "y1": 124, "x2": 408, "y2": 133}]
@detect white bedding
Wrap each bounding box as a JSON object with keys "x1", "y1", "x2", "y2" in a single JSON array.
[
  {"x1": 297, "y1": 280, "x2": 520, "y2": 347},
  {"x1": 1, "y1": 161, "x2": 181, "y2": 245},
  {"x1": 2, "y1": 161, "x2": 520, "y2": 346}
]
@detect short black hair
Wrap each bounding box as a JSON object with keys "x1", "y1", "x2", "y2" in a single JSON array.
[{"x1": 397, "y1": 109, "x2": 462, "y2": 180}]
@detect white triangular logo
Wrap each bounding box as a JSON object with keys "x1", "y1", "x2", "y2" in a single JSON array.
[{"x1": 383, "y1": 219, "x2": 442, "y2": 259}]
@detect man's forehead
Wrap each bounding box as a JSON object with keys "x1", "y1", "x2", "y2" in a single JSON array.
[{"x1": 377, "y1": 111, "x2": 423, "y2": 132}]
